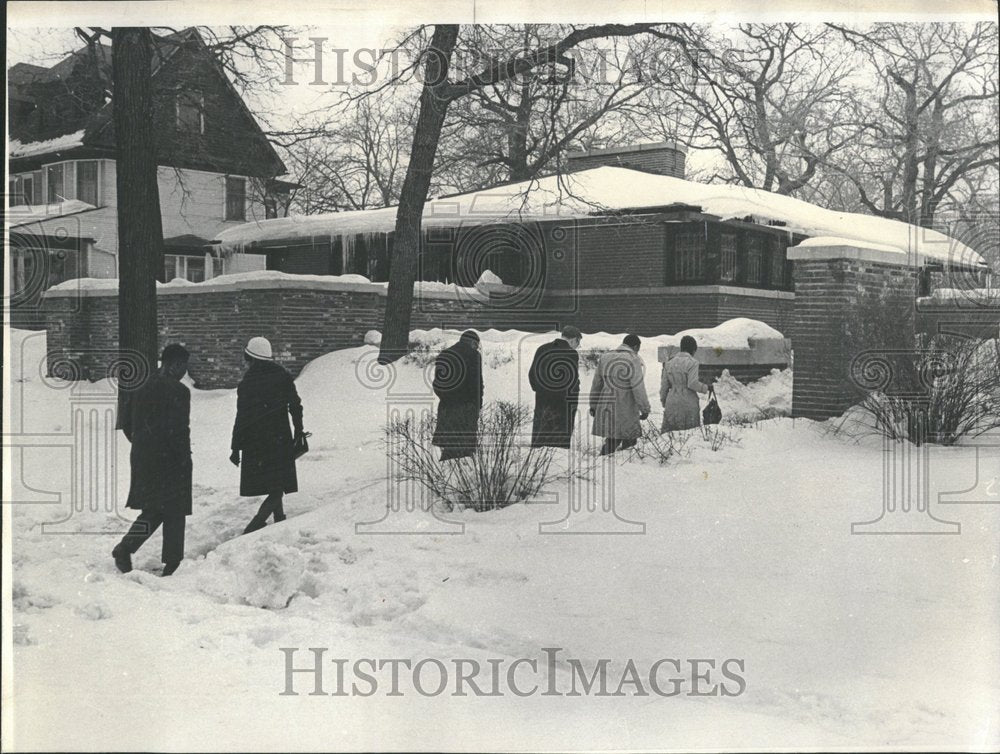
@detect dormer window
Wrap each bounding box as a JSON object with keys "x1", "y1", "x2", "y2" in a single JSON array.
[{"x1": 176, "y1": 91, "x2": 205, "y2": 133}]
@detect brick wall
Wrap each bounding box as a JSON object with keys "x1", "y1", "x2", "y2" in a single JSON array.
[
  {"x1": 566, "y1": 143, "x2": 686, "y2": 178},
  {"x1": 41, "y1": 284, "x2": 546, "y2": 389},
  {"x1": 41, "y1": 281, "x2": 794, "y2": 389},
  {"x1": 789, "y1": 257, "x2": 918, "y2": 420},
  {"x1": 534, "y1": 288, "x2": 793, "y2": 336},
  {"x1": 915, "y1": 296, "x2": 1000, "y2": 340}
]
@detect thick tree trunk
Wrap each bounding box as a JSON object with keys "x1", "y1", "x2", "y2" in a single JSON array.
[
  {"x1": 378, "y1": 25, "x2": 459, "y2": 364},
  {"x1": 113, "y1": 28, "x2": 163, "y2": 418}
]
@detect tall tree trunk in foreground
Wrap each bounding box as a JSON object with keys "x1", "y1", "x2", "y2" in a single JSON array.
[
  {"x1": 378, "y1": 25, "x2": 459, "y2": 364},
  {"x1": 113, "y1": 28, "x2": 163, "y2": 418}
]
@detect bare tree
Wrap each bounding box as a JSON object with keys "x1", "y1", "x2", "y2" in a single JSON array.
[
  {"x1": 826, "y1": 22, "x2": 999, "y2": 226},
  {"x1": 662, "y1": 23, "x2": 863, "y2": 195},
  {"x1": 436, "y1": 26, "x2": 679, "y2": 186},
  {"x1": 275, "y1": 92, "x2": 414, "y2": 212},
  {"x1": 376, "y1": 23, "x2": 685, "y2": 363}
]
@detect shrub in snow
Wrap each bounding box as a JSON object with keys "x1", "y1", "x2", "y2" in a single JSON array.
[
  {"x1": 700, "y1": 424, "x2": 742, "y2": 452},
  {"x1": 625, "y1": 420, "x2": 693, "y2": 465},
  {"x1": 197, "y1": 541, "x2": 307, "y2": 609},
  {"x1": 384, "y1": 401, "x2": 572, "y2": 512},
  {"x1": 402, "y1": 337, "x2": 446, "y2": 368},
  {"x1": 579, "y1": 347, "x2": 609, "y2": 372},
  {"x1": 364, "y1": 330, "x2": 382, "y2": 346},
  {"x1": 856, "y1": 337, "x2": 1000, "y2": 446}
]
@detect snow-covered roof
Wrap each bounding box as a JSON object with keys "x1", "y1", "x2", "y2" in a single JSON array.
[
  {"x1": 9, "y1": 130, "x2": 87, "y2": 159},
  {"x1": 215, "y1": 166, "x2": 985, "y2": 268},
  {"x1": 7, "y1": 199, "x2": 97, "y2": 228}
]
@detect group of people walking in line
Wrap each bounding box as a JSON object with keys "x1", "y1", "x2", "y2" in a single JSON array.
[
  {"x1": 431, "y1": 326, "x2": 713, "y2": 459},
  {"x1": 110, "y1": 327, "x2": 712, "y2": 576},
  {"x1": 112, "y1": 337, "x2": 307, "y2": 577}
]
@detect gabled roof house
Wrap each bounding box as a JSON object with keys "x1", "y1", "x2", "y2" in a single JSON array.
[{"x1": 7, "y1": 27, "x2": 294, "y2": 324}]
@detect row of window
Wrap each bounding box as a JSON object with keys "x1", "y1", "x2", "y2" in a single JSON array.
[
  {"x1": 9, "y1": 160, "x2": 100, "y2": 207},
  {"x1": 673, "y1": 228, "x2": 790, "y2": 288},
  {"x1": 164, "y1": 253, "x2": 224, "y2": 283},
  {"x1": 8, "y1": 161, "x2": 248, "y2": 222}
]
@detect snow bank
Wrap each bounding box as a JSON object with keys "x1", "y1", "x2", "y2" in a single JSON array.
[
  {"x1": 196, "y1": 540, "x2": 308, "y2": 609},
  {"x1": 9, "y1": 129, "x2": 86, "y2": 159},
  {"x1": 400, "y1": 319, "x2": 784, "y2": 354},
  {"x1": 215, "y1": 166, "x2": 982, "y2": 267}
]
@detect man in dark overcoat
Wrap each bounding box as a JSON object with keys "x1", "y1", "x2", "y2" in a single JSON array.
[
  {"x1": 528, "y1": 325, "x2": 582, "y2": 448},
  {"x1": 431, "y1": 330, "x2": 484, "y2": 461},
  {"x1": 112, "y1": 344, "x2": 192, "y2": 576}
]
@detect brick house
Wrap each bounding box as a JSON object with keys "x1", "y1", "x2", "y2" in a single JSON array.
[
  {"x1": 216, "y1": 143, "x2": 986, "y2": 337},
  {"x1": 7, "y1": 27, "x2": 294, "y2": 320}
]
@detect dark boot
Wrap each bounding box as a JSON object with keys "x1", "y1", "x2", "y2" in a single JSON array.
[
  {"x1": 112, "y1": 544, "x2": 133, "y2": 574},
  {"x1": 161, "y1": 561, "x2": 181, "y2": 577},
  {"x1": 273, "y1": 499, "x2": 286, "y2": 523},
  {"x1": 243, "y1": 516, "x2": 267, "y2": 535}
]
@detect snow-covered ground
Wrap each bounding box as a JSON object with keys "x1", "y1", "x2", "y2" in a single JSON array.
[{"x1": 4, "y1": 327, "x2": 998, "y2": 751}]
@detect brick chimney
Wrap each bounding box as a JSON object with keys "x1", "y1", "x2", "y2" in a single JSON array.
[{"x1": 566, "y1": 141, "x2": 686, "y2": 179}]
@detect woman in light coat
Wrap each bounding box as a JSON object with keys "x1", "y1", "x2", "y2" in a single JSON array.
[
  {"x1": 590, "y1": 334, "x2": 650, "y2": 455},
  {"x1": 661, "y1": 335, "x2": 710, "y2": 432}
]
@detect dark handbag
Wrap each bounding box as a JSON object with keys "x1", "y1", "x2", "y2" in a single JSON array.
[
  {"x1": 702, "y1": 388, "x2": 722, "y2": 426},
  {"x1": 292, "y1": 431, "x2": 312, "y2": 460}
]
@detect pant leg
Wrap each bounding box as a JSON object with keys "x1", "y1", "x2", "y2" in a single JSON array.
[
  {"x1": 120, "y1": 510, "x2": 163, "y2": 555},
  {"x1": 160, "y1": 514, "x2": 186, "y2": 564}
]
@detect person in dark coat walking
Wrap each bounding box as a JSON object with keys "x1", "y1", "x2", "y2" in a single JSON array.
[
  {"x1": 529, "y1": 325, "x2": 582, "y2": 449},
  {"x1": 112, "y1": 344, "x2": 192, "y2": 576},
  {"x1": 431, "y1": 330, "x2": 483, "y2": 461},
  {"x1": 230, "y1": 337, "x2": 305, "y2": 534}
]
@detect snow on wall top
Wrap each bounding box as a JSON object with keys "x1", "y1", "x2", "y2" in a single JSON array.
[
  {"x1": 9, "y1": 129, "x2": 87, "y2": 159},
  {"x1": 215, "y1": 166, "x2": 984, "y2": 268},
  {"x1": 8, "y1": 199, "x2": 97, "y2": 228},
  {"x1": 42, "y1": 269, "x2": 491, "y2": 301}
]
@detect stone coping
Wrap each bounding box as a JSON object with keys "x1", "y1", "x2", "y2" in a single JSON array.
[
  {"x1": 41, "y1": 280, "x2": 792, "y2": 301},
  {"x1": 41, "y1": 277, "x2": 496, "y2": 303},
  {"x1": 566, "y1": 140, "x2": 687, "y2": 157},
  {"x1": 543, "y1": 285, "x2": 794, "y2": 300},
  {"x1": 658, "y1": 339, "x2": 791, "y2": 366},
  {"x1": 787, "y1": 244, "x2": 922, "y2": 267}
]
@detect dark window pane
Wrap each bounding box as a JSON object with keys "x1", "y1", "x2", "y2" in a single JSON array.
[
  {"x1": 176, "y1": 92, "x2": 203, "y2": 133},
  {"x1": 76, "y1": 161, "x2": 99, "y2": 205},
  {"x1": 46, "y1": 164, "x2": 65, "y2": 203},
  {"x1": 674, "y1": 229, "x2": 705, "y2": 282},
  {"x1": 225, "y1": 177, "x2": 246, "y2": 221},
  {"x1": 186, "y1": 256, "x2": 205, "y2": 283},
  {"x1": 745, "y1": 235, "x2": 764, "y2": 285},
  {"x1": 720, "y1": 233, "x2": 738, "y2": 282}
]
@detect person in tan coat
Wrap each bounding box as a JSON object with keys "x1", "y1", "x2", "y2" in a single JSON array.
[
  {"x1": 589, "y1": 334, "x2": 651, "y2": 455},
  {"x1": 660, "y1": 335, "x2": 710, "y2": 432}
]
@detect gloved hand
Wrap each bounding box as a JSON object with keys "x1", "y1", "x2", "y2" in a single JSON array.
[
  {"x1": 639, "y1": 411, "x2": 649, "y2": 421},
  {"x1": 589, "y1": 407, "x2": 596, "y2": 417},
  {"x1": 229, "y1": 449, "x2": 240, "y2": 467}
]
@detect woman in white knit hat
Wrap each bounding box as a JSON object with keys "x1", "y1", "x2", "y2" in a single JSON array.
[{"x1": 230, "y1": 337, "x2": 306, "y2": 533}]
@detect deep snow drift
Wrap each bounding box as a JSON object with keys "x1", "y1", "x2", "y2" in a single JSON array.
[{"x1": 4, "y1": 327, "x2": 998, "y2": 751}]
